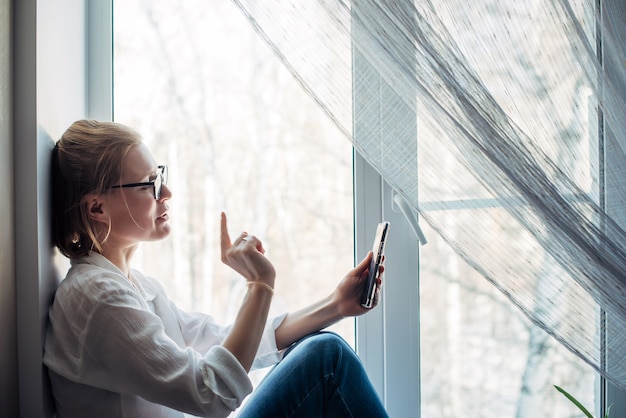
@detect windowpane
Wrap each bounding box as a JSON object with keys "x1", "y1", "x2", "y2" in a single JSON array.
[
  {"x1": 113, "y1": 0, "x2": 354, "y2": 359},
  {"x1": 418, "y1": 1, "x2": 598, "y2": 416},
  {"x1": 420, "y1": 224, "x2": 597, "y2": 417}
]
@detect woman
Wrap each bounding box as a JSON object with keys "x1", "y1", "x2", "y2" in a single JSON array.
[{"x1": 44, "y1": 119, "x2": 388, "y2": 417}]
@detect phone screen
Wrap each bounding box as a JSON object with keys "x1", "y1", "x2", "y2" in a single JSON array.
[{"x1": 360, "y1": 221, "x2": 390, "y2": 308}]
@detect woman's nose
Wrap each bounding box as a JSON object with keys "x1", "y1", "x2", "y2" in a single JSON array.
[{"x1": 159, "y1": 184, "x2": 172, "y2": 201}]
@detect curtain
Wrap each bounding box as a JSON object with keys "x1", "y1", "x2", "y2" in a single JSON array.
[{"x1": 232, "y1": 0, "x2": 626, "y2": 389}]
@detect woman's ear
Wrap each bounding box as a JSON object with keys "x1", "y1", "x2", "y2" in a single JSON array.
[{"x1": 83, "y1": 194, "x2": 109, "y2": 223}]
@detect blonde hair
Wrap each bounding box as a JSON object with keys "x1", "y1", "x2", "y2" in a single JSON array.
[{"x1": 51, "y1": 120, "x2": 142, "y2": 258}]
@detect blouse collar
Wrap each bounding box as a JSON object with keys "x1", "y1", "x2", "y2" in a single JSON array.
[{"x1": 70, "y1": 252, "x2": 158, "y2": 301}]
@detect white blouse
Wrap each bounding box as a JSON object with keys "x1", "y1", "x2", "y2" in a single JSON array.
[{"x1": 44, "y1": 252, "x2": 285, "y2": 418}]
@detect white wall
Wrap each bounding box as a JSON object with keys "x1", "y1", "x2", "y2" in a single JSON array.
[
  {"x1": 0, "y1": 0, "x2": 18, "y2": 416},
  {"x1": 13, "y1": 0, "x2": 88, "y2": 416}
]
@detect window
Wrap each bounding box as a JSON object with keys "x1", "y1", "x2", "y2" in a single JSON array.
[
  {"x1": 352, "y1": 1, "x2": 618, "y2": 417},
  {"x1": 71, "y1": 1, "x2": 625, "y2": 417}
]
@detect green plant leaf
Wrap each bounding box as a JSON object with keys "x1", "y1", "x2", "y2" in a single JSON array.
[{"x1": 554, "y1": 385, "x2": 594, "y2": 418}]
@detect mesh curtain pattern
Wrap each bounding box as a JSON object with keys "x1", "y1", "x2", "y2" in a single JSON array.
[{"x1": 232, "y1": 0, "x2": 626, "y2": 389}]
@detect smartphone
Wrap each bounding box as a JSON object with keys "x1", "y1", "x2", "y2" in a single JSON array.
[{"x1": 360, "y1": 221, "x2": 390, "y2": 308}]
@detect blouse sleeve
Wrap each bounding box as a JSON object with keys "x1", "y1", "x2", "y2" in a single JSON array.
[{"x1": 46, "y1": 278, "x2": 252, "y2": 418}]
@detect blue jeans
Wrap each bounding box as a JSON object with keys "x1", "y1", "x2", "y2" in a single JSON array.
[{"x1": 238, "y1": 332, "x2": 389, "y2": 418}]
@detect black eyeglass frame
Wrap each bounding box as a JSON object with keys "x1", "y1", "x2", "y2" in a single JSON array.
[{"x1": 111, "y1": 165, "x2": 168, "y2": 200}]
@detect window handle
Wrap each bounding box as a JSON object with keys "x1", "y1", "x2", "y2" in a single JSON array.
[{"x1": 392, "y1": 190, "x2": 428, "y2": 245}]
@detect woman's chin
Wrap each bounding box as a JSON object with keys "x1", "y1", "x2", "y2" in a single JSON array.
[{"x1": 153, "y1": 222, "x2": 172, "y2": 239}]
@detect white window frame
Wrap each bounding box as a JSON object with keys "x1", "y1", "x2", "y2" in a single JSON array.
[
  {"x1": 354, "y1": 155, "x2": 421, "y2": 417},
  {"x1": 351, "y1": 5, "x2": 421, "y2": 410},
  {"x1": 600, "y1": 0, "x2": 626, "y2": 414}
]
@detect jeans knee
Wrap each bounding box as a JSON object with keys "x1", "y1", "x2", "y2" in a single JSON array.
[
  {"x1": 305, "y1": 331, "x2": 347, "y2": 349},
  {"x1": 297, "y1": 332, "x2": 355, "y2": 365}
]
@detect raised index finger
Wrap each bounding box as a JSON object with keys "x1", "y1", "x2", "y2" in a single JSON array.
[{"x1": 220, "y1": 212, "x2": 232, "y2": 253}]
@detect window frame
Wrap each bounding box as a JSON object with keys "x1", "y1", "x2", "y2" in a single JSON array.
[
  {"x1": 600, "y1": 0, "x2": 626, "y2": 414},
  {"x1": 351, "y1": 6, "x2": 421, "y2": 411},
  {"x1": 354, "y1": 154, "x2": 421, "y2": 417}
]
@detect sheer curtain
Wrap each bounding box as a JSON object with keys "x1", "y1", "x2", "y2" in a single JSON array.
[{"x1": 232, "y1": 0, "x2": 626, "y2": 389}]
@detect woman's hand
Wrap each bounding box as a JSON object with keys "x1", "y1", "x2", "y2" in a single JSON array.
[
  {"x1": 332, "y1": 252, "x2": 384, "y2": 318},
  {"x1": 273, "y1": 252, "x2": 384, "y2": 349},
  {"x1": 220, "y1": 212, "x2": 275, "y2": 286},
  {"x1": 220, "y1": 212, "x2": 275, "y2": 371}
]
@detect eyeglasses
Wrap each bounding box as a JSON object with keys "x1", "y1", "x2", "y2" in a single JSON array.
[{"x1": 111, "y1": 165, "x2": 168, "y2": 200}]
